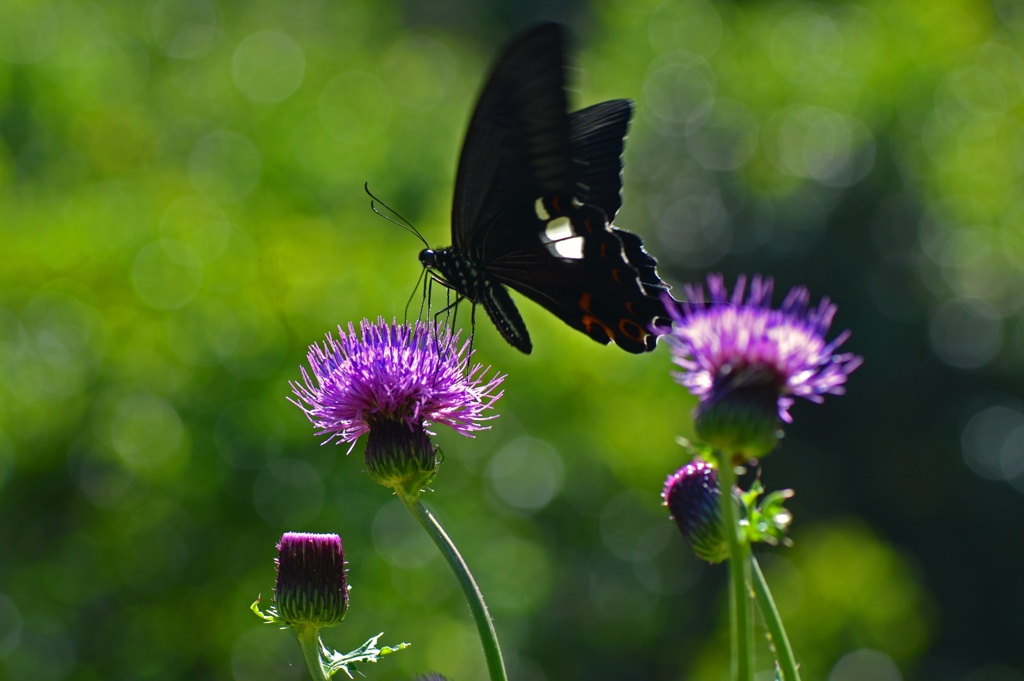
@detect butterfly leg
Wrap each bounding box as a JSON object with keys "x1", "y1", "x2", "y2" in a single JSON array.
[
  {"x1": 404, "y1": 266, "x2": 429, "y2": 325},
  {"x1": 467, "y1": 302, "x2": 478, "y2": 359},
  {"x1": 422, "y1": 271, "x2": 464, "y2": 357},
  {"x1": 426, "y1": 273, "x2": 461, "y2": 329}
]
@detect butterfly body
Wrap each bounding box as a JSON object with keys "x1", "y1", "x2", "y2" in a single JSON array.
[
  {"x1": 420, "y1": 245, "x2": 531, "y2": 352},
  {"x1": 423, "y1": 23, "x2": 672, "y2": 354}
]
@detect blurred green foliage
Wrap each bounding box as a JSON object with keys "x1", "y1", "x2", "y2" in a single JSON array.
[{"x1": 1, "y1": 0, "x2": 1023, "y2": 680}]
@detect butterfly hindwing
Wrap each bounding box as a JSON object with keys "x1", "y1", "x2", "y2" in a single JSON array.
[{"x1": 486, "y1": 198, "x2": 666, "y2": 353}]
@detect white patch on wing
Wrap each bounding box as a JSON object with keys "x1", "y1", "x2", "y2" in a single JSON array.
[
  {"x1": 534, "y1": 198, "x2": 549, "y2": 221},
  {"x1": 541, "y1": 217, "x2": 574, "y2": 243},
  {"x1": 552, "y1": 236, "x2": 584, "y2": 259},
  {"x1": 540, "y1": 217, "x2": 583, "y2": 259}
]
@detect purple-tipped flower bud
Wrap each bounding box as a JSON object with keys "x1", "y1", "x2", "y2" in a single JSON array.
[
  {"x1": 663, "y1": 460, "x2": 729, "y2": 564},
  {"x1": 274, "y1": 532, "x2": 349, "y2": 629}
]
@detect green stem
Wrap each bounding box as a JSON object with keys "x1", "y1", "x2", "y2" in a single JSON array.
[
  {"x1": 751, "y1": 555, "x2": 801, "y2": 681},
  {"x1": 295, "y1": 623, "x2": 328, "y2": 681},
  {"x1": 716, "y1": 453, "x2": 754, "y2": 681},
  {"x1": 397, "y1": 491, "x2": 508, "y2": 681}
]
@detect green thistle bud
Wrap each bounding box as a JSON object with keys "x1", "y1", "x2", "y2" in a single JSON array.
[
  {"x1": 363, "y1": 419, "x2": 440, "y2": 497},
  {"x1": 694, "y1": 372, "x2": 782, "y2": 464}
]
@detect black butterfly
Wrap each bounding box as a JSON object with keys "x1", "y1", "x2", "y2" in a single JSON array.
[{"x1": 419, "y1": 22, "x2": 673, "y2": 354}]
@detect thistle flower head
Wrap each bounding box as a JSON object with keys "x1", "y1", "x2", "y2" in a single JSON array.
[
  {"x1": 663, "y1": 459, "x2": 728, "y2": 563},
  {"x1": 665, "y1": 275, "x2": 862, "y2": 458},
  {"x1": 274, "y1": 532, "x2": 349, "y2": 629},
  {"x1": 290, "y1": 318, "x2": 505, "y2": 493}
]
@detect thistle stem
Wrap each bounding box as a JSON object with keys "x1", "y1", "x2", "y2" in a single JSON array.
[
  {"x1": 716, "y1": 453, "x2": 754, "y2": 681},
  {"x1": 295, "y1": 624, "x2": 329, "y2": 681},
  {"x1": 751, "y1": 555, "x2": 801, "y2": 681},
  {"x1": 397, "y1": 491, "x2": 508, "y2": 681}
]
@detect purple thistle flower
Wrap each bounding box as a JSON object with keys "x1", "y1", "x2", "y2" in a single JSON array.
[
  {"x1": 274, "y1": 532, "x2": 349, "y2": 629},
  {"x1": 663, "y1": 459, "x2": 728, "y2": 564},
  {"x1": 666, "y1": 274, "x2": 861, "y2": 421},
  {"x1": 290, "y1": 318, "x2": 505, "y2": 449},
  {"x1": 665, "y1": 275, "x2": 862, "y2": 457},
  {"x1": 290, "y1": 318, "x2": 505, "y2": 492}
]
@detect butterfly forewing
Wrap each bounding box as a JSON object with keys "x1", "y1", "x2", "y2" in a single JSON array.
[{"x1": 452, "y1": 23, "x2": 575, "y2": 251}]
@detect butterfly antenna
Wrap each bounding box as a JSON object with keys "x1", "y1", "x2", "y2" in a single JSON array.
[{"x1": 364, "y1": 182, "x2": 429, "y2": 248}]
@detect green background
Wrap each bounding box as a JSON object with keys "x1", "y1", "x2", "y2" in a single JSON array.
[{"x1": 1, "y1": 0, "x2": 1022, "y2": 679}]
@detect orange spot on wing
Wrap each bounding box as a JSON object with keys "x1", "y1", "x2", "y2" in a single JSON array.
[
  {"x1": 582, "y1": 314, "x2": 616, "y2": 341},
  {"x1": 619, "y1": 318, "x2": 646, "y2": 341},
  {"x1": 579, "y1": 293, "x2": 616, "y2": 341}
]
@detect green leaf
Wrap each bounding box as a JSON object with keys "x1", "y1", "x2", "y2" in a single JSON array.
[
  {"x1": 739, "y1": 482, "x2": 795, "y2": 547},
  {"x1": 250, "y1": 596, "x2": 287, "y2": 627},
  {"x1": 321, "y1": 632, "x2": 411, "y2": 679}
]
